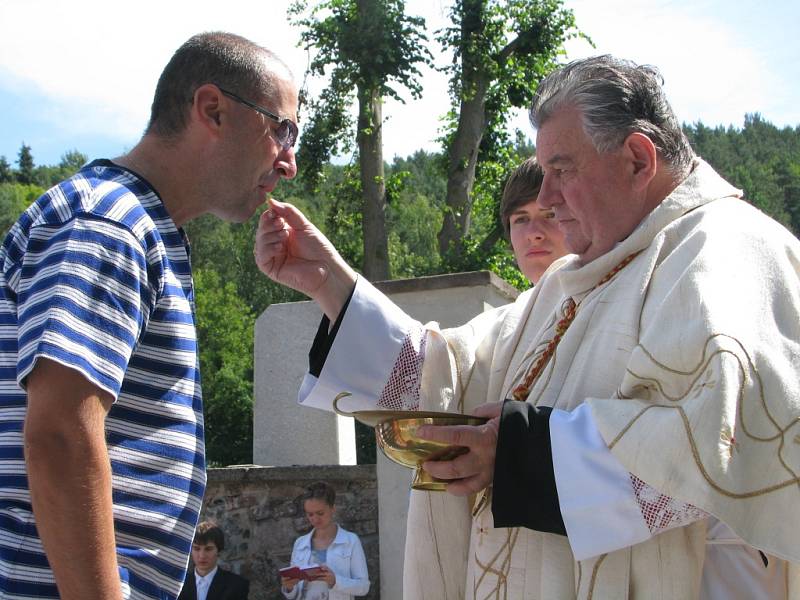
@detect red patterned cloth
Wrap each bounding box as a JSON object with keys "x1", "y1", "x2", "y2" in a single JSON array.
[{"x1": 377, "y1": 323, "x2": 426, "y2": 410}]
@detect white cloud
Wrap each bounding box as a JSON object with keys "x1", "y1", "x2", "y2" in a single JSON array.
[
  {"x1": 0, "y1": 0, "x2": 796, "y2": 164},
  {"x1": 0, "y1": 0, "x2": 309, "y2": 139},
  {"x1": 561, "y1": 0, "x2": 791, "y2": 127}
]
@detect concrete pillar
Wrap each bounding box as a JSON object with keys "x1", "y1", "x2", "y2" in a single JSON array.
[{"x1": 253, "y1": 299, "x2": 357, "y2": 466}]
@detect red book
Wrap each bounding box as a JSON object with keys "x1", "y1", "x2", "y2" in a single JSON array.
[{"x1": 279, "y1": 565, "x2": 324, "y2": 581}]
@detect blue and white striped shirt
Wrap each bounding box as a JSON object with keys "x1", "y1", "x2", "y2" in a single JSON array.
[{"x1": 0, "y1": 160, "x2": 205, "y2": 599}]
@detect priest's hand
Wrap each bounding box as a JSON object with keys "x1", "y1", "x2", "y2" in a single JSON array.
[
  {"x1": 255, "y1": 199, "x2": 357, "y2": 321},
  {"x1": 417, "y1": 402, "x2": 503, "y2": 496}
]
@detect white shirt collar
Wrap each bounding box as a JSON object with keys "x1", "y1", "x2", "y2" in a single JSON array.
[
  {"x1": 196, "y1": 565, "x2": 218, "y2": 582},
  {"x1": 195, "y1": 565, "x2": 218, "y2": 600}
]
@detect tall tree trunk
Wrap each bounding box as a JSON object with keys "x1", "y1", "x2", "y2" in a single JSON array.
[
  {"x1": 438, "y1": 0, "x2": 489, "y2": 259},
  {"x1": 438, "y1": 83, "x2": 489, "y2": 258},
  {"x1": 357, "y1": 84, "x2": 389, "y2": 281}
]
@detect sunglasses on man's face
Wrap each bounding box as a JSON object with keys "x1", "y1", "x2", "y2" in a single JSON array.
[{"x1": 217, "y1": 86, "x2": 298, "y2": 150}]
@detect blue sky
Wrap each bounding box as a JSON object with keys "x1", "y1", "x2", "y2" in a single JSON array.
[{"x1": 0, "y1": 0, "x2": 797, "y2": 169}]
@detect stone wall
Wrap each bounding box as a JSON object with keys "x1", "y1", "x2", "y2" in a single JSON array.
[{"x1": 199, "y1": 464, "x2": 379, "y2": 600}]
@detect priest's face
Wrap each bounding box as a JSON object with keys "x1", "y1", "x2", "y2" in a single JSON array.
[{"x1": 535, "y1": 106, "x2": 648, "y2": 264}]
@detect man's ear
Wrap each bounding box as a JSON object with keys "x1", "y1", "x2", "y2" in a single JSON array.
[
  {"x1": 623, "y1": 132, "x2": 658, "y2": 191},
  {"x1": 191, "y1": 84, "x2": 224, "y2": 135}
]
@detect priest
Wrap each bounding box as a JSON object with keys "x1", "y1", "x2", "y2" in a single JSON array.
[{"x1": 255, "y1": 55, "x2": 799, "y2": 599}]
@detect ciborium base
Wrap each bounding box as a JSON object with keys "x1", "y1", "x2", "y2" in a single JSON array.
[{"x1": 411, "y1": 467, "x2": 447, "y2": 491}]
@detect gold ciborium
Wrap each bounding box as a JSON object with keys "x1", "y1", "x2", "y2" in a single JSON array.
[{"x1": 333, "y1": 392, "x2": 488, "y2": 491}]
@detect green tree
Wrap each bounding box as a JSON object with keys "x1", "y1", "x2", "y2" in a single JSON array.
[
  {"x1": 685, "y1": 115, "x2": 800, "y2": 234},
  {"x1": 291, "y1": 0, "x2": 432, "y2": 280},
  {"x1": 185, "y1": 212, "x2": 305, "y2": 316},
  {"x1": 59, "y1": 149, "x2": 89, "y2": 173},
  {"x1": 16, "y1": 144, "x2": 35, "y2": 185},
  {"x1": 0, "y1": 182, "x2": 44, "y2": 236},
  {"x1": 184, "y1": 205, "x2": 307, "y2": 465},
  {"x1": 437, "y1": 0, "x2": 582, "y2": 260},
  {"x1": 193, "y1": 268, "x2": 257, "y2": 467},
  {"x1": 0, "y1": 157, "x2": 12, "y2": 183},
  {"x1": 33, "y1": 150, "x2": 90, "y2": 188},
  {"x1": 387, "y1": 181, "x2": 442, "y2": 277},
  {"x1": 779, "y1": 160, "x2": 800, "y2": 234},
  {"x1": 427, "y1": 134, "x2": 536, "y2": 290}
]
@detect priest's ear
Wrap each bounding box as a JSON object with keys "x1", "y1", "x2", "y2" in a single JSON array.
[{"x1": 622, "y1": 132, "x2": 658, "y2": 191}]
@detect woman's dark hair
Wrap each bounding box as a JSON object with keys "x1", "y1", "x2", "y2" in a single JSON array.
[
  {"x1": 500, "y1": 156, "x2": 544, "y2": 237},
  {"x1": 301, "y1": 482, "x2": 336, "y2": 507}
]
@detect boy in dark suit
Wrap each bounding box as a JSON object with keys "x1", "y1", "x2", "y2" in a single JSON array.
[{"x1": 179, "y1": 521, "x2": 249, "y2": 600}]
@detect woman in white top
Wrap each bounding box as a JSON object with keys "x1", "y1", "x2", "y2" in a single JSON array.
[{"x1": 281, "y1": 482, "x2": 370, "y2": 600}]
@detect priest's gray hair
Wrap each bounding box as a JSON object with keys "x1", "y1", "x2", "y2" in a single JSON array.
[{"x1": 530, "y1": 55, "x2": 695, "y2": 176}]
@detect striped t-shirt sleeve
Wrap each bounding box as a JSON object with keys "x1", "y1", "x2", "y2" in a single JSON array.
[{"x1": 15, "y1": 215, "x2": 153, "y2": 398}]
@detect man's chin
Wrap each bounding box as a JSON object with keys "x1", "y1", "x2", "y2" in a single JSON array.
[
  {"x1": 562, "y1": 234, "x2": 589, "y2": 257},
  {"x1": 243, "y1": 192, "x2": 272, "y2": 221},
  {"x1": 221, "y1": 207, "x2": 259, "y2": 224}
]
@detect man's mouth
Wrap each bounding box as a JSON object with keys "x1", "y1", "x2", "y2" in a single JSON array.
[
  {"x1": 259, "y1": 169, "x2": 279, "y2": 191},
  {"x1": 527, "y1": 248, "x2": 550, "y2": 257}
]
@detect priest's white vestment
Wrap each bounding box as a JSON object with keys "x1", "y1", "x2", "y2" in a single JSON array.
[{"x1": 300, "y1": 160, "x2": 800, "y2": 598}]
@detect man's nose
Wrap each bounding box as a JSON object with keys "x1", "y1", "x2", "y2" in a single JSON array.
[
  {"x1": 537, "y1": 173, "x2": 558, "y2": 208},
  {"x1": 275, "y1": 146, "x2": 297, "y2": 179}
]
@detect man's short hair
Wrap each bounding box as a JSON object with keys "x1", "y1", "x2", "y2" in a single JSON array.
[
  {"x1": 301, "y1": 482, "x2": 337, "y2": 507},
  {"x1": 147, "y1": 31, "x2": 292, "y2": 138},
  {"x1": 500, "y1": 157, "x2": 544, "y2": 237},
  {"x1": 530, "y1": 55, "x2": 695, "y2": 176},
  {"x1": 193, "y1": 520, "x2": 225, "y2": 552}
]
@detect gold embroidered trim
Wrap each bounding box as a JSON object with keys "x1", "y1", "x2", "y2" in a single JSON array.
[
  {"x1": 585, "y1": 553, "x2": 608, "y2": 600},
  {"x1": 608, "y1": 403, "x2": 799, "y2": 498},
  {"x1": 425, "y1": 492, "x2": 449, "y2": 595},
  {"x1": 613, "y1": 324, "x2": 800, "y2": 497},
  {"x1": 473, "y1": 527, "x2": 518, "y2": 600},
  {"x1": 444, "y1": 335, "x2": 467, "y2": 414}
]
